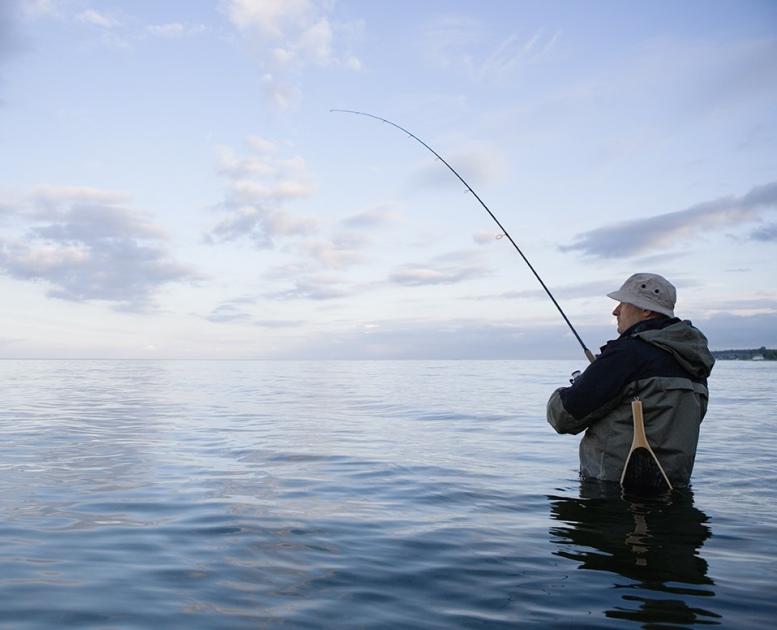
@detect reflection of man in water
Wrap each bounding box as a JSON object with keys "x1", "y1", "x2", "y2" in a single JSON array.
[{"x1": 547, "y1": 482, "x2": 719, "y2": 626}]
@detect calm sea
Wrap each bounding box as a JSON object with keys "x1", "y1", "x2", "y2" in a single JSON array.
[{"x1": 0, "y1": 359, "x2": 774, "y2": 628}]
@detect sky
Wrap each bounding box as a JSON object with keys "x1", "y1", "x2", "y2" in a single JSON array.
[{"x1": 0, "y1": 0, "x2": 775, "y2": 359}]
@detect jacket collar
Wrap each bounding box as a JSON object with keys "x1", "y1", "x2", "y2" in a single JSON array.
[{"x1": 619, "y1": 316, "x2": 680, "y2": 339}]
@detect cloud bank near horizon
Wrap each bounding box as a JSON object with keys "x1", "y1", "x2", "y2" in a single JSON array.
[{"x1": 273, "y1": 311, "x2": 777, "y2": 360}]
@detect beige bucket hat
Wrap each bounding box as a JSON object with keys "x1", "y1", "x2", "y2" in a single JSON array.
[{"x1": 607, "y1": 273, "x2": 676, "y2": 317}]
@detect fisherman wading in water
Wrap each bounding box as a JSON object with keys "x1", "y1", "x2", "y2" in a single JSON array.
[{"x1": 547, "y1": 273, "x2": 715, "y2": 488}]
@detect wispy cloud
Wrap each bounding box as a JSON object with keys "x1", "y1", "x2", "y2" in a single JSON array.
[
  {"x1": 23, "y1": 2, "x2": 206, "y2": 44},
  {"x1": 265, "y1": 274, "x2": 350, "y2": 301},
  {"x1": 562, "y1": 181, "x2": 777, "y2": 258},
  {"x1": 206, "y1": 302, "x2": 254, "y2": 323},
  {"x1": 410, "y1": 142, "x2": 509, "y2": 190},
  {"x1": 388, "y1": 259, "x2": 489, "y2": 287},
  {"x1": 704, "y1": 296, "x2": 777, "y2": 314},
  {"x1": 145, "y1": 22, "x2": 207, "y2": 38},
  {"x1": 478, "y1": 29, "x2": 560, "y2": 80},
  {"x1": 498, "y1": 280, "x2": 618, "y2": 301},
  {"x1": 257, "y1": 230, "x2": 372, "y2": 301},
  {"x1": 297, "y1": 232, "x2": 368, "y2": 269},
  {"x1": 20, "y1": 0, "x2": 58, "y2": 19},
  {"x1": 206, "y1": 137, "x2": 318, "y2": 248},
  {"x1": 32, "y1": 186, "x2": 131, "y2": 208},
  {"x1": 421, "y1": 16, "x2": 560, "y2": 81},
  {"x1": 72, "y1": 6, "x2": 132, "y2": 48},
  {"x1": 205, "y1": 297, "x2": 305, "y2": 326},
  {"x1": 224, "y1": 0, "x2": 362, "y2": 109},
  {"x1": 420, "y1": 15, "x2": 481, "y2": 72},
  {"x1": 473, "y1": 229, "x2": 502, "y2": 245},
  {"x1": 341, "y1": 205, "x2": 398, "y2": 229},
  {"x1": 254, "y1": 318, "x2": 303, "y2": 328},
  {"x1": 77, "y1": 9, "x2": 119, "y2": 29},
  {"x1": 0, "y1": 187, "x2": 199, "y2": 311}
]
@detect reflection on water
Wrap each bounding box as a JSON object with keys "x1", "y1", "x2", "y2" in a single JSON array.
[
  {"x1": 1, "y1": 360, "x2": 775, "y2": 627},
  {"x1": 548, "y1": 481, "x2": 721, "y2": 627}
]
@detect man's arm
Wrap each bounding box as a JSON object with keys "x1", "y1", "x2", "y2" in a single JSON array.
[{"x1": 547, "y1": 340, "x2": 638, "y2": 434}]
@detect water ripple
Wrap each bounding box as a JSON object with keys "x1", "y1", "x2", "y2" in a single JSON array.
[{"x1": 0, "y1": 360, "x2": 775, "y2": 627}]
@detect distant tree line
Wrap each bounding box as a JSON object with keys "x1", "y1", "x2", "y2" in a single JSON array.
[{"x1": 712, "y1": 346, "x2": 776, "y2": 360}]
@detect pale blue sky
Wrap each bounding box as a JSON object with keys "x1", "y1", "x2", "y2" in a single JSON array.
[{"x1": 1, "y1": 0, "x2": 775, "y2": 358}]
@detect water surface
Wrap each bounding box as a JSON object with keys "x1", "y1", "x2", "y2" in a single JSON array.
[{"x1": 0, "y1": 360, "x2": 774, "y2": 628}]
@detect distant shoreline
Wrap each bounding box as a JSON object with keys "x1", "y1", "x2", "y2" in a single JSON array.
[{"x1": 712, "y1": 347, "x2": 775, "y2": 361}]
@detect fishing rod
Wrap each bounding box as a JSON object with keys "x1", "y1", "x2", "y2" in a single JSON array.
[{"x1": 331, "y1": 109, "x2": 595, "y2": 363}]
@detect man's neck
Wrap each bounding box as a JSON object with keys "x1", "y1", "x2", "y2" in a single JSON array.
[{"x1": 620, "y1": 315, "x2": 670, "y2": 337}]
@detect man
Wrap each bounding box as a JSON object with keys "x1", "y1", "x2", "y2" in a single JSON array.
[{"x1": 547, "y1": 273, "x2": 715, "y2": 487}]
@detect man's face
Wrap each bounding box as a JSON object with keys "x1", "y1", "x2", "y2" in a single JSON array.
[{"x1": 612, "y1": 302, "x2": 649, "y2": 334}]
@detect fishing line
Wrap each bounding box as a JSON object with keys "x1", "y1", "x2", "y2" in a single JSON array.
[{"x1": 331, "y1": 109, "x2": 595, "y2": 363}]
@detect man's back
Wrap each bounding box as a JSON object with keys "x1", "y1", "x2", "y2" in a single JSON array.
[{"x1": 548, "y1": 317, "x2": 715, "y2": 486}]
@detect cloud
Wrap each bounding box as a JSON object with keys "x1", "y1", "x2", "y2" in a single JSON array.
[
  {"x1": 227, "y1": 0, "x2": 334, "y2": 66},
  {"x1": 260, "y1": 74, "x2": 302, "y2": 111},
  {"x1": 262, "y1": 224, "x2": 388, "y2": 297},
  {"x1": 254, "y1": 319, "x2": 303, "y2": 328},
  {"x1": 750, "y1": 222, "x2": 777, "y2": 242},
  {"x1": 473, "y1": 229, "x2": 501, "y2": 245},
  {"x1": 20, "y1": 0, "x2": 57, "y2": 19},
  {"x1": 77, "y1": 9, "x2": 119, "y2": 29},
  {"x1": 562, "y1": 181, "x2": 777, "y2": 258},
  {"x1": 478, "y1": 29, "x2": 560, "y2": 80},
  {"x1": 410, "y1": 142, "x2": 509, "y2": 190},
  {"x1": 341, "y1": 205, "x2": 398, "y2": 229},
  {"x1": 421, "y1": 16, "x2": 560, "y2": 81},
  {"x1": 216, "y1": 146, "x2": 275, "y2": 178},
  {"x1": 0, "y1": 201, "x2": 14, "y2": 219},
  {"x1": 293, "y1": 318, "x2": 610, "y2": 360},
  {"x1": 31, "y1": 186, "x2": 131, "y2": 209},
  {"x1": 498, "y1": 280, "x2": 618, "y2": 301},
  {"x1": 206, "y1": 137, "x2": 318, "y2": 247},
  {"x1": 265, "y1": 274, "x2": 349, "y2": 301},
  {"x1": 276, "y1": 309, "x2": 777, "y2": 359},
  {"x1": 208, "y1": 206, "x2": 317, "y2": 248},
  {"x1": 475, "y1": 275, "x2": 705, "y2": 304},
  {"x1": 145, "y1": 22, "x2": 207, "y2": 38},
  {"x1": 0, "y1": 187, "x2": 199, "y2": 311},
  {"x1": 257, "y1": 255, "x2": 355, "y2": 301},
  {"x1": 294, "y1": 16, "x2": 333, "y2": 64},
  {"x1": 388, "y1": 260, "x2": 489, "y2": 287},
  {"x1": 224, "y1": 0, "x2": 362, "y2": 109},
  {"x1": 700, "y1": 312, "x2": 777, "y2": 350},
  {"x1": 71, "y1": 7, "x2": 132, "y2": 48},
  {"x1": 262, "y1": 261, "x2": 313, "y2": 280},
  {"x1": 297, "y1": 233, "x2": 368, "y2": 269},
  {"x1": 226, "y1": 0, "x2": 310, "y2": 37},
  {"x1": 206, "y1": 302, "x2": 254, "y2": 323},
  {"x1": 205, "y1": 297, "x2": 304, "y2": 326},
  {"x1": 419, "y1": 15, "x2": 481, "y2": 73},
  {"x1": 703, "y1": 297, "x2": 777, "y2": 314}
]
